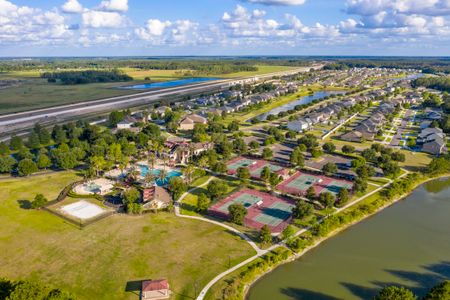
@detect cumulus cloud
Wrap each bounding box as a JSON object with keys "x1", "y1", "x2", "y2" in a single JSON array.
[
  {"x1": 82, "y1": 10, "x2": 126, "y2": 28},
  {"x1": 241, "y1": 0, "x2": 306, "y2": 5},
  {"x1": 98, "y1": 0, "x2": 128, "y2": 12},
  {"x1": 61, "y1": 0, "x2": 83, "y2": 14},
  {"x1": 0, "y1": 0, "x2": 70, "y2": 44}
]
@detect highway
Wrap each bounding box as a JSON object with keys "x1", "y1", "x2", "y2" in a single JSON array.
[{"x1": 0, "y1": 67, "x2": 317, "y2": 139}]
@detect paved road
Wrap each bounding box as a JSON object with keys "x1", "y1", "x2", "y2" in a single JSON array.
[{"x1": 0, "y1": 68, "x2": 314, "y2": 139}]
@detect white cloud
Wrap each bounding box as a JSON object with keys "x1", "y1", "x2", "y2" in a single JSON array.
[
  {"x1": 241, "y1": 0, "x2": 306, "y2": 5},
  {"x1": 98, "y1": 0, "x2": 128, "y2": 12},
  {"x1": 61, "y1": 0, "x2": 83, "y2": 14},
  {"x1": 82, "y1": 10, "x2": 125, "y2": 28}
]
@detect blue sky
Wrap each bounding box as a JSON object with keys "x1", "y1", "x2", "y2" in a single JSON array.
[{"x1": 1, "y1": 0, "x2": 449, "y2": 56}]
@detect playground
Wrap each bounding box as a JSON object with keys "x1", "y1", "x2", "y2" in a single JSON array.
[
  {"x1": 227, "y1": 156, "x2": 287, "y2": 179},
  {"x1": 209, "y1": 189, "x2": 295, "y2": 233},
  {"x1": 277, "y1": 171, "x2": 353, "y2": 196}
]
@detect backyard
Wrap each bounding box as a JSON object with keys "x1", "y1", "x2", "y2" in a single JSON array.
[{"x1": 0, "y1": 172, "x2": 255, "y2": 300}]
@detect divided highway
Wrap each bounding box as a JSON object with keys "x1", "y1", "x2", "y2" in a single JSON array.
[{"x1": 0, "y1": 67, "x2": 316, "y2": 140}]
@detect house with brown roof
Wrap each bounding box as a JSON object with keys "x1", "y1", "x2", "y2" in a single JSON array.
[
  {"x1": 178, "y1": 114, "x2": 208, "y2": 131},
  {"x1": 141, "y1": 279, "x2": 170, "y2": 300},
  {"x1": 142, "y1": 186, "x2": 172, "y2": 210}
]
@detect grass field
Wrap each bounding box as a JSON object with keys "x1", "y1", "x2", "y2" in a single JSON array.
[
  {"x1": 217, "y1": 65, "x2": 299, "y2": 78},
  {"x1": 0, "y1": 172, "x2": 255, "y2": 299}
]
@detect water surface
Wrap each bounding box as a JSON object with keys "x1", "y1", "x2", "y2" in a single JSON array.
[
  {"x1": 256, "y1": 90, "x2": 345, "y2": 121},
  {"x1": 120, "y1": 77, "x2": 220, "y2": 90},
  {"x1": 248, "y1": 177, "x2": 450, "y2": 300}
]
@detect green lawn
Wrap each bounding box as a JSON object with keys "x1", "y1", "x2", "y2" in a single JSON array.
[
  {"x1": 217, "y1": 65, "x2": 299, "y2": 78},
  {"x1": 0, "y1": 172, "x2": 255, "y2": 300},
  {"x1": 0, "y1": 78, "x2": 138, "y2": 114}
]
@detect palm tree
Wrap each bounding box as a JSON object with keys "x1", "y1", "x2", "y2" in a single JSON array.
[
  {"x1": 148, "y1": 152, "x2": 156, "y2": 170},
  {"x1": 118, "y1": 156, "x2": 130, "y2": 176},
  {"x1": 158, "y1": 168, "x2": 168, "y2": 185},
  {"x1": 183, "y1": 164, "x2": 195, "y2": 185},
  {"x1": 128, "y1": 168, "x2": 140, "y2": 183},
  {"x1": 144, "y1": 172, "x2": 155, "y2": 187}
]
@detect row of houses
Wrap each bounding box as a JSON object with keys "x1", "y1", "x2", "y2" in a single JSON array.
[
  {"x1": 340, "y1": 102, "x2": 396, "y2": 143},
  {"x1": 417, "y1": 127, "x2": 447, "y2": 155},
  {"x1": 287, "y1": 99, "x2": 356, "y2": 132}
]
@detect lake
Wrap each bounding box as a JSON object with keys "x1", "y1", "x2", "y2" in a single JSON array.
[
  {"x1": 120, "y1": 77, "x2": 220, "y2": 90},
  {"x1": 256, "y1": 90, "x2": 345, "y2": 121},
  {"x1": 247, "y1": 177, "x2": 450, "y2": 300}
]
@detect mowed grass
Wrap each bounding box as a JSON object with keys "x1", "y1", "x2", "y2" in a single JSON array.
[
  {"x1": 0, "y1": 78, "x2": 138, "y2": 114},
  {"x1": 119, "y1": 68, "x2": 189, "y2": 81},
  {"x1": 0, "y1": 172, "x2": 255, "y2": 300},
  {"x1": 217, "y1": 65, "x2": 300, "y2": 78}
]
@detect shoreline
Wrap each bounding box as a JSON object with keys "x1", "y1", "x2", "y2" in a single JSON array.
[{"x1": 242, "y1": 173, "x2": 450, "y2": 300}]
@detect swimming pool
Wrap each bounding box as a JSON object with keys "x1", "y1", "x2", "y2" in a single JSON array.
[
  {"x1": 138, "y1": 165, "x2": 182, "y2": 186},
  {"x1": 120, "y1": 77, "x2": 220, "y2": 90}
]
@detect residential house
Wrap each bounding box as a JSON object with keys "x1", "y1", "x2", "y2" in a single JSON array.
[
  {"x1": 287, "y1": 120, "x2": 310, "y2": 132},
  {"x1": 178, "y1": 114, "x2": 208, "y2": 131},
  {"x1": 117, "y1": 116, "x2": 138, "y2": 129},
  {"x1": 142, "y1": 186, "x2": 172, "y2": 210},
  {"x1": 141, "y1": 279, "x2": 171, "y2": 300}
]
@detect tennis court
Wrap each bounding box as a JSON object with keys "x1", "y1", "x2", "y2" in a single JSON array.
[
  {"x1": 227, "y1": 157, "x2": 257, "y2": 172},
  {"x1": 277, "y1": 171, "x2": 353, "y2": 196},
  {"x1": 209, "y1": 189, "x2": 295, "y2": 232},
  {"x1": 250, "y1": 163, "x2": 283, "y2": 178}
]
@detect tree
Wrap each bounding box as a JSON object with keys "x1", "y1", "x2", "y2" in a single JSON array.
[
  {"x1": 228, "y1": 203, "x2": 247, "y2": 225},
  {"x1": 108, "y1": 110, "x2": 124, "y2": 127},
  {"x1": 269, "y1": 172, "x2": 282, "y2": 189},
  {"x1": 27, "y1": 132, "x2": 41, "y2": 149},
  {"x1": 0, "y1": 156, "x2": 16, "y2": 174},
  {"x1": 260, "y1": 166, "x2": 270, "y2": 183},
  {"x1": 354, "y1": 176, "x2": 368, "y2": 193},
  {"x1": 17, "y1": 159, "x2": 38, "y2": 176},
  {"x1": 0, "y1": 278, "x2": 74, "y2": 300},
  {"x1": 290, "y1": 148, "x2": 304, "y2": 167},
  {"x1": 89, "y1": 156, "x2": 106, "y2": 177},
  {"x1": 281, "y1": 225, "x2": 296, "y2": 240},
  {"x1": 310, "y1": 148, "x2": 323, "y2": 158},
  {"x1": 0, "y1": 142, "x2": 10, "y2": 156},
  {"x1": 322, "y1": 162, "x2": 338, "y2": 175},
  {"x1": 351, "y1": 157, "x2": 366, "y2": 169},
  {"x1": 31, "y1": 194, "x2": 48, "y2": 209},
  {"x1": 425, "y1": 280, "x2": 450, "y2": 300},
  {"x1": 322, "y1": 142, "x2": 336, "y2": 153},
  {"x1": 342, "y1": 145, "x2": 355, "y2": 154},
  {"x1": 306, "y1": 186, "x2": 316, "y2": 200},
  {"x1": 319, "y1": 192, "x2": 335, "y2": 209},
  {"x1": 236, "y1": 166, "x2": 251, "y2": 185},
  {"x1": 228, "y1": 120, "x2": 239, "y2": 132},
  {"x1": 259, "y1": 225, "x2": 272, "y2": 245},
  {"x1": 37, "y1": 153, "x2": 52, "y2": 169},
  {"x1": 337, "y1": 188, "x2": 349, "y2": 205},
  {"x1": 168, "y1": 177, "x2": 187, "y2": 200},
  {"x1": 9, "y1": 135, "x2": 23, "y2": 151},
  {"x1": 212, "y1": 161, "x2": 227, "y2": 174},
  {"x1": 292, "y1": 200, "x2": 313, "y2": 219},
  {"x1": 249, "y1": 140, "x2": 260, "y2": 151},
  {"x1": 182, "y1": 164, "x2": 195, "y2": 184},
  {"x1": 38, "y1": 127, "x2": 51, "y2": 145},
  {"x1": 356, "y1": 165, "x2": 376, "y2": 178},
  {"x1": 207, "y1": 180, "x2": 228, "y2": 200},
  {"x1": 427, "y1": 157, "x2": 450, "y2": 175},
  {"x1": 374, "y1": 286, "x2": 416, "y2": 300},
  {"x1": 382, "y1": 161, "x2": 401, "y2": 178},
  {"x1": 262, "y1": 147, "x2": 273, "y2": 160},
  {"x1": 196, "y1": 193, "x2": 211, "y2": 213},
  {"x1": 122, "y1": 187, "x2": 140, "y2": 205}
]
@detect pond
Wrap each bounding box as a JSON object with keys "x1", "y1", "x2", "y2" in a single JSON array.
[
  {"x1": 119, "y1": 77, "x2": 220, "y2": 90},
  {"x1": 247, "y1": 177, "x2": 450, "y2": 300},
  {"x1": 255, "y1": 90, "x2": 346, "y2": 121}
]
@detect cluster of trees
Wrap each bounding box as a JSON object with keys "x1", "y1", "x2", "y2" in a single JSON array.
[
  {"x1": 41, "y1": 69, "x2": 133, "y2": 85},
  {"x1": 0, "y1": 120, "x2": 169, "y2": 177},
  {"x1": 0, "y1": 278, "x2": 75, "y2": 299},
  {"x1": 374, "y1": 280, "x2": 450, "y2": 300},
  {"x1": 360, "y1": 144, "x2": 404, "y2": 178},
  {"x1": 413, "y1": 77, "x2": 450, "y2": 93}
]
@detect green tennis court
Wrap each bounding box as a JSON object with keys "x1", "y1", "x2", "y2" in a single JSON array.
[
  {"x1": 323, "y1": 180, "x2": 353, "y2": 195},
  {"x1": 286, "y1": 174, "x2": 322, "y2": 191},
  {"x1": 218, "y1": 193, "x2": 261, "y2": 213},
  {"x1": 227, "y1": 158, "x2": 257, "y2": 171},
  {"x1": 254, "y1": 202, "x2": 295, "y2": 226},
  {"x1": 251, "y1": 163, "x2": 283, "y2": 177}
]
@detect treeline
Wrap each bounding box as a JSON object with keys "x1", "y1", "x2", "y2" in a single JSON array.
[
  {"x1": 412, "y1": 77, "x2": 450, "y2": 93},
  {"x1": 41, "y1": 69, "x2": 133, "y2": 85},
  {"x1": 323, "y1": 58, "x2": 450, "y2": 74},
  {"x1": 0, "y1": 277, "x2": 75, "y2": 299}
]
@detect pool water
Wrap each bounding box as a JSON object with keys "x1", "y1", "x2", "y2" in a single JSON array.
[
  {"x1": 138, "y1": 165, "x2": 182, "y2": 186},
  {"x1": 85, "y1": 183, "x2": 101, "y2": 193},
  {"x1": 120, "y1": 77, "x2": 220, "y2": 90}
]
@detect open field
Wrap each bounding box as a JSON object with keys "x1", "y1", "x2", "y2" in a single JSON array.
[
  {"x1": 0, "y1": 78, "x2": 137, "y2": 114},
  {"x1": 217, "y1": 65, "x2": 299, "y2": 78},
  {"x1": 0, "y1": 172, "x2": 255, "y2": 300}
]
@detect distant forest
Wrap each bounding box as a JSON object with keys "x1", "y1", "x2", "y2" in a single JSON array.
[
  {"x1": 0, "y1": 58, "x2": 311, "y2": 74},
  {"x1": 323, "y1": 58, "x2": 450, "y2": 74},
  {"x1": 41, "y1": 69, "x2": 133, "y2": 85}
]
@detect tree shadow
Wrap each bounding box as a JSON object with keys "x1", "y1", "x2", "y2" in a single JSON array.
[
  {"x1": 124, "y1": 280, "x2": 141, "y2": 296},
  {"x1": 280, "y1": 287, "x2": 341, "y2": 300},
  {"x1": 340, "y1": 261, "x2": 450, "y2": 299},
  {"x1": 17, "y1": 199, "x2": 32, "y2": 209}
]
